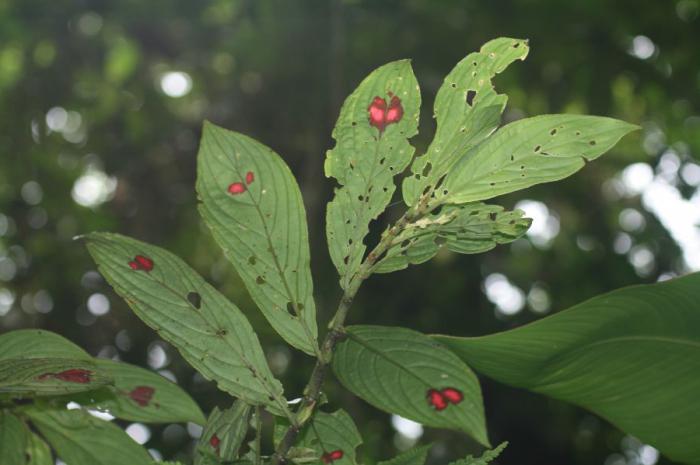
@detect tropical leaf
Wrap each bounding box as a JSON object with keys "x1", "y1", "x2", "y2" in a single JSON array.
[
  {"x1": 0, "y1": 411, "x2": 28, "y2": 465},
  {"x1": 27, "y1": 409, "x2": 152, "y2": 465},
  {"x1": 86, "y1": 359, "x2": 205, "y2": 424},
  {"x1": 26, "y1": 433, "x2": 53, "y2": 465},
  {"x1": 325, "y1": 60, "x2": 420, "y2": 289},
  {"x1": 332, "y1": 326, "x2": 487, "y2": 445},
  {"x1": 196, "y1": 121, "x2": 318, "y2": 355},
  {"x1": 377, "y1": 445, "x2": 432, "y2": 465},
  {"x1": 84, "y1": 232, "x2": 289, "y2": 417},
  {"x1": 434, "y1": 273, "x2": 700, "y2": 465},
  {"x1": 0, "y1": 329, "x2": 91, "y2": 360},
  {"x1": 0, "y1": 357, "x2": 111, "y2": 396},
  {"x1": 447, "y1": 442, "x2": 507, "y2": 465},
  {"x1": 375, "y1": 203, "x2": 530, "y2": 273},
  {"x1": 195, "y1": 401, "x2": 251, "y2": 465},
  {"x1": 440, "y1": 114, "x2": 638, "y2": 204},
  {"x1": 402, "y1": 37, "x2": 529, "y2": 206}
]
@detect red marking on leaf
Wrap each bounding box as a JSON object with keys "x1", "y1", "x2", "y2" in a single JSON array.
[
  {"x1": 322, "y1": 450, "x2": 344, "y2": 464},
  {"x1": 427, "y1": 388, "x2": 448, "y2": 411},
  {"x1": 129, "y1": 255, "x2": 154, "y2": 272},
  {"x1": 210, "y1": 434, "x2": 221, "y2": 454},
  {"x1": 367, "y1": 94, "x2": 404, "y2": 133},
  {"x1": 39, "y1": 369, "x2": 92, "y2": 384},
  {"x1": 245, "y1": 171, "x2": 255, "y2": 185},
  {"x1": 129, "y1": 386, "x2": 155, "y2": 407},
  {"x1": 228, "y1": 182, "x2": 246, "y2": 195},
  {"x1": 441, "y1": 387, "x2": 463, "y2": 404}
]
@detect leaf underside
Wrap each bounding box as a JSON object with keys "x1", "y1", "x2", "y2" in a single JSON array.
[
  {"x1": 195, "y1": 401, "x2": 251, "y2": 465},
  {"x1": 377, "y1": 444, "x2": 432, "y2": 465},
  {"x1": 197, "y1": 121, "x2": 318, "y2": 355},
  {"x1": 434, "y1": 273, "x2": 700, "y2": 465}
]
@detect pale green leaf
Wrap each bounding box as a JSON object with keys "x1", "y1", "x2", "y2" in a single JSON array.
[
  {"x1": 332, "y1": 326, "x2": 487, "y2": 446},
  {"x1": 26, "y1": 433, "x2": 53, "y2": 465},
  {"x1": 0, "y1": 411, "x2": 28, "y2": 465},
  {"x1": 27, "y1": 409, "x2": 152, "y2": 465},
  {"x1": 0, "y1": 329, "x2": 91, "y2": 360},
  {"x1": 325, "y1": 60, "x2": 420, "y2": 289},
  {"x1": 84, "y1": 232, "x2": 289, "y2": 417},
  {"x1": 86, "y1": 359, "x2": 205, "y2": 424},
  {"x1": 195, "y1": 401, "x2": 251, "y2": 465},
  {"x1": 447, "y1": 442, "x2": 507, "y2": 465},
  {"x1": 196, "y1": 122, "x2": 318, "y2": 355},
  {"x1": 434, "y1": 273, "x2": 700, "y2": 465},
  {"x1": 0, "y1": 357, "x2": 111, "y2": 396},
  {"x1": 403, "y1": 37, "x2": 529, "y2": 206},
  {"x1": 375, "y1": 203, "x2": 530, "y2": 273},
  {"x1": 441, "y1": 114, "x2": 638, "y2": 204},
  {"x1": 377, "y1": 444, "x2": 432, "y2": 465}
]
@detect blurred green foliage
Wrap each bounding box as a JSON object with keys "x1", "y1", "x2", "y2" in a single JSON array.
[{"x1": 1, "y1": 0, "x2": 699, "y2": 464}]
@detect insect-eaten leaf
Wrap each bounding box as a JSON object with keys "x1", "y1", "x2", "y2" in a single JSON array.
[{"x1": 195, "y1": 401, "x2": 251, "y2": 465}]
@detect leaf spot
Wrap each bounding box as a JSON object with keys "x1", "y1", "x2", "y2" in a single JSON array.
[
  {"x1": 187, "y1": 291, "x2": 202, "y2": 309},
  {"x1": 246, "y1": 171, "x2": 255, "y2": 185},
  {"x1": 38, "y1": 369, "x2": 92, "y2": 384},
  {"x1": 322, "y1": 450, "x2": 344, "y2": 464},
  {"x1": 228, "y1": 182, "x2": 246, "y2": 195},
  {"x1": 129, "y1": 386, "x2": 155, "y2": 407},
  {"x1": 129, "y1": 255, "x2": 154, "y2": 272},
  {"x1": 256, "y1": 276, "x2": 266, "y2": 285}
]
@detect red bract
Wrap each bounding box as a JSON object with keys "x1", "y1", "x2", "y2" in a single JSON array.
[
  {"x1": 128, "y1": 255, "x2": 154, "y2": 272},
  {"x1": 210, "y1": 434, "x2": 221, "y2": 454},
  {"x1": 426, "y1": 388, "x2": 448, "y2": 411},
  {"x1": 441, "y1": 387, "x2": 464, "y2": 404},
  {"x1": 246, "y1": 171, "x2": 255, "y2": 185},
  {"x1": 228, "y1": 182, "x2": 246, "y2": 195},
  {"x1": 129, "y1": 386, "x2": 155, "y2": 407},
  {"x1": 322, "y1": 449, "x2": 344, "y2": 464},
  {"x1": 39, "y1": 368, "x2": 92, "y2": 384},
  {"x1": 367, "y1": 93, "x2": 403, "y2": 133}
]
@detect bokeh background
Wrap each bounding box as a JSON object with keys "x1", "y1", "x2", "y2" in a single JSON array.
[{"x1": 2, "y1": 0, "x2": 699, "y2": 464}]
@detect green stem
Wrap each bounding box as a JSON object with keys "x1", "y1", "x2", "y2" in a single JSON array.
[
  {"x1": 254, "y1": 406, "x2": 262, "y2": 465},
  {"x1": 270, "y1": 195, "x2": 433, "y2": 465}
]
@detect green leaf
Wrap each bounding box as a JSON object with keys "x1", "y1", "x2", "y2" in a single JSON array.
[
  {"x1": 1, "y1": 411, "x2": 28, "y2": 465},
  {"x1": 26, "y1": 433, "x2": 53, "y2": 465},
  {"x1": 440, "y1": 114, "x2": 638, "y2": 204},
  {"x1": 325, "y1": 60, "x2": 420, "y2": 289},
  {"x1": 402, "y1": 37, "x2": 529, "y2": 206},
  {"x1": 375, "y1": 203, "x2": 531, "y2": 273},
  {"x1": 84, "y1": 359, "x2": 205, "y2": 424},
  {"x1": 282, "y1": 409, "x2": 363, "y2": 465},
  {"x1": 434, "y1": 273, "x2": 700, "y2": 465},
  {"x1": 196, "y1": 121, "x2": 318, "y2": 356},
  {"x1": 26, "y1": 409, "x2": 152, "y2": 465},
  {"x1": 447, "y1": 442, "x2": 507, "y2": 465},
  {"x1": 0, "y1": 357, "x2": 111, "y2": 396},
  {"x1": 0, "y1": 329, "x2": 91, "y2": 360},
  {"x1": 377, "y1": 444, "x2": 432, "y2": 465},
  {"x1": 84, "y1": 232, "x2": 289, "y2": 417},
  {"x1": 332, "y1": 326, "x2": 487, "y2": 446},
  {"x1": 195, "y1": 401, "x2": 251, "y2": 465}
]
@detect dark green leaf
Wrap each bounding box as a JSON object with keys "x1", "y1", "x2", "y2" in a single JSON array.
[
  {"x1": 84, "y1": 232, "x2": 289, "y2": 417},
  {"x1": 195, "y1": 401, "x2": 251, "y2": 465},
  {"x1": 447, "y1": 442, "x2": 507, "y2": 465},
  {"x1": 325, "y1": 60, "x2": 420, "y2": 289},
  {"x1": 0, "y1": 411, "x2": 28, "y2": 465},
  {"x1": 0, "y1": 357, "x2": 111, "y2": 396},
  {"x1": 332, "y1": 326, "x2": 487, "y2": 445},
  {"x1": 196, "y1": 121, "x2": 319, "y2": 355},
  {"x1": 26, "y1": 433, "x2": 53, "y2": 465},
  {"x1": 377, "y1": 445, "x2": 432, "y2": 465},
  {"x1": 434, "y1": 273, "x2": 700, "y2": 465}
]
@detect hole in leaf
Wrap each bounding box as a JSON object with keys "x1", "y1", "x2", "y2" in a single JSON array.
[
  {"x1": 589, "y1": 140, "x2": 596, "y2": 145},
  {"x1": 466, "y1": 90, "x2": 477, "y2": 106},
  {"x1": 489, "y1": 212, "x2": 497, "y2": 221},
  {"x1": 401, "y1": 239, "x2": 411, "y2": 248},
  {"x1": 534, "y1": 145, "x2": 541, "y2": 152},
  {"x1": 379, "y1": 157, "x2": 386, "y2": 165},
  {"x1": 435, "y1": 236, "x2": 447, "y2": 246},
  {"x1": 422, "y1": 163, "x2": 432, "y2": 177},
  {"x1": 216, "y1": 328, "x2": 228, "y2": 337},
  {"x1": 550, "y1": 128, "x2": 557, "y2": 135},
  {"x1": 187, "y1": 292, "x2": 202, "y2": 309},
  {"x1": 256, "y1": 276, "x2": 266, "y2": 285}
]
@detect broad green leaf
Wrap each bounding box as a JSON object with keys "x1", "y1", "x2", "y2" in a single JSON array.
[
  {"x1": 0, "y1": 411, "x2": 28, "y2": 465},
  {"x1": 195, "y1": 401, "x2": 251, "y2": 465},
  {"x1": 375, "y1": 203, "x2": 531, "y2": 273},
  {"x1": 332, "y1": 326, "x2": 487, "y2": 445},
  {"x1": 26, "y1": 433, "x2": 53, "y2": 465},
  {"x1": 440, "y1": 114, "x2": 638, "y2": 204},
  {"x1": 325, "y1": 60, "x2": 420, "y2": 289},
  {"x1": 277, "y1": 409, "x2": 363, "y2": 465},
  {"x1": 0, "y1": 329, "x2": 91, "y2": 360},
  {"x1": 86, "y1": 359, "x2": 205, "y2": 424},
  {"x1": 0, "y1": 357, "x2": 111, "y2": 396},
  {"x1": 27, "y1": 409, "x2": 151, "y2": 465},
  {"x1": 84, "y1": 232, "x2": 289, "y2": 417},
  {"x1": 196, "y1": 122, "x2": 318, "y2": 355},
  {"x1": 447, "y1": 442, "x2": 507, "y2": 465},
  {"x1": 377, "y1": 445, "x2": 432, "y2": 465},
  {"x1": 434, "y1": 273, "x2": 700, "y2": 465},
  {"x1": 403, "y1": 37, "x2": 529, "y2": 206}
]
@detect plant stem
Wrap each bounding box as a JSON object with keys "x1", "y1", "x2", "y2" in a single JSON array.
[{"x1": 271, "y1": 196, "x2": 432, "y2": 465}]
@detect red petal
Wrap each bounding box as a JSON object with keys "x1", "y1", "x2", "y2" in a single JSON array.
[
  {"x1": 426, "y1": 388, "x2": 448, "y2": 411},
  {"x1": 441, "y1": 387, "x2": 463, "y2": 404},
  {"x1": 385, "y1": 95, "x2": 403, "y2": 124},
  {"x1": 330, "y1": 450, "x2": 344, "y2": 460},
  {"x1": 368, "y1": 96, "x2": 388, "y2": 131},
  {"x1": 134, "y1": 255, "x2": 154, "y2": 271},
  {"x1": 210, "y1": 434, "x2": 221, "y2": 449},
  {"x1": 128, "y1": 261, "x2": 139, "y2": 270},
  {"x1": 228, "y1": 182, "x2": 246, "y2": 195},
  {"x1": 129, "y1": 386, "x2": 156, "y2": 407},
  {"x1": 245, "y1": 171, "x2": 255, "y2": 185}
]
